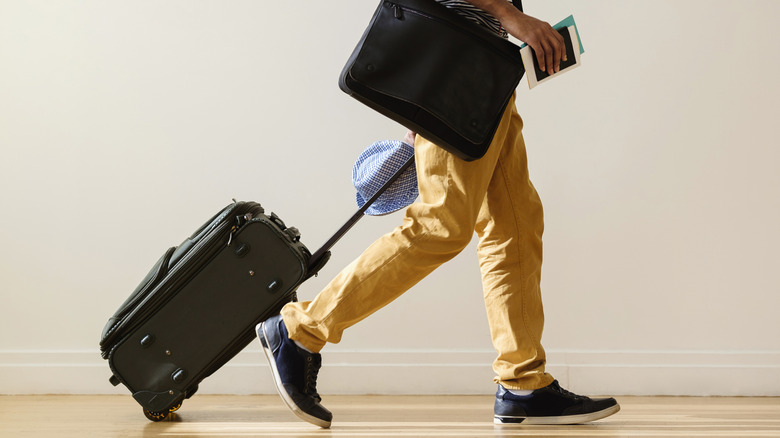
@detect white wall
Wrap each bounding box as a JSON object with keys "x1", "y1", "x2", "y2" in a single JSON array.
[{"x1": 1, "y1": 0, "x2": 778, "y2": 396}]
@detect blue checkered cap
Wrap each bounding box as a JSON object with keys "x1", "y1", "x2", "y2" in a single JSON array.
[{"x1": 352, "y1": 140, "x2": 418, "y2": 216}]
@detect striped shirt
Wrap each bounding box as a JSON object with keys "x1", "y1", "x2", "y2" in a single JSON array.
[{"x1": 435, "y1": 0, "x2": 515, "y2": 38}]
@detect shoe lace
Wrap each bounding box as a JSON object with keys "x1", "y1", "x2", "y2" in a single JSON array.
[
  {"x1": 550, "y1": 380, "x2": 587, "y2": 401},
  {"x1": 303, "y1": 353, "x2": 323, "y2": 402}
]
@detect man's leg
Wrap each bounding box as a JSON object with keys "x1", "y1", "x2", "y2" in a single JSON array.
[
  {"x1": 474, "y1": 104, "x2": 620, "y2": 425},
  {"x1": 474, "y1": 104, "x2": 552, "y2": 391}
]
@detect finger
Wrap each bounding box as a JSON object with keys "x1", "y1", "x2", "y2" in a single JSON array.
[
  {"x1": 542, "y1": 40, "x2": 554, "y2": 75},
  {"x1": 535, "y1": 37, "x2": 552, "y2": 73},
  {"x1": 553, "y1": 31, "x2": 565, "y2": 72},
  {"x1": 534, "y1": 43, "x2": 546, "y2": 72},
  {"x1": 557, "y1": 31, "x2": 567, "y2": 63}
]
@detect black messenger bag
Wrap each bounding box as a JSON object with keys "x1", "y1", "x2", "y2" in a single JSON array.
[{"x1": 339, "y1": 0, "x2": 525, "y2": 161}]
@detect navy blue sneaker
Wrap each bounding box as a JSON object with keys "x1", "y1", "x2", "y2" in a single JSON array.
[
  {"x1": 494, "y1": 380, "x2": 619, "y2": 425},
  {"x1": 256, "y1": 315, "x2": 332, "y2": 428}
]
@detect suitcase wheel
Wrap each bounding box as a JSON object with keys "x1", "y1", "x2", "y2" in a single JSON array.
[
  {"x1": 143, "y1": 409, "x2": 169, "y2": 422},
  {"x1": 143, "y1": 402, "x2": 182, "y2": 422}
]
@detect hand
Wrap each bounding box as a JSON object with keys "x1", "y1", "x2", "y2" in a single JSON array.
[
  {"x1": 503, "y1": 13, "x2": 566, "y2": 74},
  {"x1": 403, "y1": 130, "x2": 417, "y2": 146},
  {"x1": 465, "y1": 1, "x2": 566, "y2": 74}
]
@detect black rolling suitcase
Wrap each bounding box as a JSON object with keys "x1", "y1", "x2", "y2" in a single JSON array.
[{"x1": 100, "y1": 157, "x2": 414, "y2": 421}]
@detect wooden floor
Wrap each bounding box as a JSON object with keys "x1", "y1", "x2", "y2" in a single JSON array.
[{"x1": 1, "y1": 395, "x2": 778, "y2": 437}]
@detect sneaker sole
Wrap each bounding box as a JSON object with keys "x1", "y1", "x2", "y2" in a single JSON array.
[
  {"x1": 494, "y1": 403, "x2": 620, "y2": 425},
  {"x1": 256, "y1": 322, "x2": 332, "y2": 429}
]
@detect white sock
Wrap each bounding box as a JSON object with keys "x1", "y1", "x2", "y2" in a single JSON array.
[
  {"x1": 294, "y1": 340, "x2": 313, "y2": 353},
  {"x1": 508, "y1": 389, "x2": 534, "y2": 397}
]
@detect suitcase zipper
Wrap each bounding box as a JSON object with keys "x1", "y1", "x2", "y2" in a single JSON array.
[
  {"x1": 390, "y1": 2, "x2": 403, "y2": 19},
  {"x1": 227, "y1": 213, "x2": 253, "y2": 247}
]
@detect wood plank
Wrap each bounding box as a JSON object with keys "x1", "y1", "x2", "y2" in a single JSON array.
[{"x1": 0, "y1": 395, "x2": 778, "y2": 437}]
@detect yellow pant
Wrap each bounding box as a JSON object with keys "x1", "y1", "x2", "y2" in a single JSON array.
[{"x1": 282, "y1": 94, "x2": 554, "y2": 390}]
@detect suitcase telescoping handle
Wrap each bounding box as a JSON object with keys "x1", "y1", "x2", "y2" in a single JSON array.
[{"x1": 308, "y1": 154, "x2": 416, "y2": 272}]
